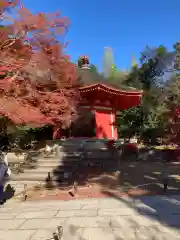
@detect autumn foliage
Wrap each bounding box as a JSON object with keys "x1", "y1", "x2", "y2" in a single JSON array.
[{"x1": 0, "y1": 1, "x2": 78, "y2": 128}]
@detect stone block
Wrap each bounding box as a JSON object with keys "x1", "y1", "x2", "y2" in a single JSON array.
[
  {"x1": 19, "y1": 217, "x2": 66, "y2": 230},
  {"x1": 66, "y1": 216, "x2": 111, "y2": 228},
  {"x1": 0, "y1": 207, "x2": 17, "y2": 213},
  {"x1": 13, "y1": 205, "x2": 62, "y2": 213},
  {"x1": 0, "y1": 219, "x2": 25, "y2": 230},
  {"x1": 30, "y1": 229, "x2": 54, "y2": 240},
  {"x1": 62, "y1": 226, "x2": 83, "y2": 240},
  {"x1": 52, "y1": 202, "x2": 83, "y2": 210},
  {"x1": 71, "y1": 198, "x2": 99, "y2": 205},
  {"x1": 0, "y1": 212, "x2": 18, "y2": 219},
  {"x1": 56, "y1": 209, "x2": 97, "y2": 218},
  {"x1": 130, "y1": 215, "x2": 160, "y2": 227},
  {"x1": 98, "y1": 207, "x2": 137, "y2": 216},
  {"x1": 19, "y1": 218, "x2": 52, "y2": 230},
  {"x1": 110, "y1": 216, "x2": 138, "y2": 228},
  {"x1": 42, "y1": 218, "x2": 66, "y2": 229},
  {"x1": 82, "y1": 228, "x2": 115, "y2": 240},
  {"x1": 135, "y1": 226, "x2": 180, "y2": 240},
  {"x1": 16, "y1": 210, "x2": 58, "y2": 219},
  {"x1": 33, "y1": 224, "x2": 83, "y2": 240},
  {"x1": 3, "y1": 200, "x2": 84, "y2": 213},
  {"x1": 113, "y1": 227, "x2": 136, "y2": 239},
  {"x1": 82, "y1": 199, "x2": 125, "y2": 209},
  {"x1": 0, "y1": 230, "x2": 36, "y2": 240}
]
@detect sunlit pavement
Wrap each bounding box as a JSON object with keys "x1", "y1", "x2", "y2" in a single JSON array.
[{"x1": 0, "y1": 195, "x2": 180, "y2": 239}]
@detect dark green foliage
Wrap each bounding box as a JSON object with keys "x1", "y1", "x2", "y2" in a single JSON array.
[
  {"x1": 7, "y1": 125, "x2": 53, "y2": 149},
  {"x1": 174, "y1": 42, "x2": 180, "y2": 70},
  {"x1": 116, "y1": 45, "x2": 171, "y2": 141},
  {"x1": 89, "y1": 64, "x2": 97, "y2": 72},
  {"x1": 117, "y1": 106, "x2": 143, "y2": 138}
]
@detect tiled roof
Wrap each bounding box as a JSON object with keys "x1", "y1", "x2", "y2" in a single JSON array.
[{"x1": 77, "y1": 68, "x2": 141, "y2": 93}]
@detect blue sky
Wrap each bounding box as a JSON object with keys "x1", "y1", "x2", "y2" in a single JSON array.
[{"x1": 22, "y1": 0, "x2": 180, "y2": 71}]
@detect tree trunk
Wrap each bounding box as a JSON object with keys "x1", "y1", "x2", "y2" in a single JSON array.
[
  {"x1": 0, "y1": 118, "x2": 9, "y2": 151},
  {"x1": 53, "y1": 126, "x2": 61, "y2": 140}
]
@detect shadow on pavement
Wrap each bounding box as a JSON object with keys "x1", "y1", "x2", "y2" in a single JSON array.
[
  {"x1": 101, "y1": 189, "x2": 180, "y2": 230},
  {"x1": 52, "y1": 139, "x2": 118, "y2": 188}
]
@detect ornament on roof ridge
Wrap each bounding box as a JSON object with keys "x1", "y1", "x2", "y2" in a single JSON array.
[{"x1": 78, "y1": 56, "x2": 90, "y2": 69}]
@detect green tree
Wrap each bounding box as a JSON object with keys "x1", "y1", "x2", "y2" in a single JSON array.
[
  {"x1": 107, "y1": 64, "x2": 129, "y2": 87},
  {"x1": 103, "y1": 47, "x2": 114, "y2": 78},
  {"x1": 89, "y1": 64, "x2": 97, "y2": 72},
  {"x1": 117, "y1": 106, "x2": 143, "y2": 139},
  {"x1": 174, "y1": 42, "x2": 180, "y2": 70},
  {"x1": 117, "y1": 45, "x2": 170, "y2": 142}
]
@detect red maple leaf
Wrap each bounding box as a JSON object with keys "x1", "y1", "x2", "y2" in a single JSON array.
[{"x1": 0, "y1": 1, "x2": 79, "y2": 128}]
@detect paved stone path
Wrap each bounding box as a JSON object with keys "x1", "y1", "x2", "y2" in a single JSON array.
[
  {"x1": 0, "y1": 195, "x2": 180, "y2": 239},
  {"x1": 5, "y1": 180, "x2": 42, "y2": 196}
]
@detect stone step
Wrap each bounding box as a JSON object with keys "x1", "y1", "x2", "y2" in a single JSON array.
[
  {"x1": 43, "y1": 152, "x2": 82, "y2": 157},
  {"x1": 9, "y1": 174, "x2": 75, "y2": 185},
  {"x1": 38, "y1": 157, "x2": 81, "y2": 162},
  {"x1": 36, "y1": 158, "x2": 61, "y2": 163},
  {"x1": 34, "y1": 161, "x2": 80, "y2": 169},
  {"x1": 31, "y1": 163, "x2": 77, "y2": 170},
  {"x1": 33, "y1": 162, "x2": 61, "y2": 168},
  {"x1": 24, "y1": 168, "x2": 54, "y2": 174},
  {"x1": 9, "y1": 173, "x2": 56, "y2": 181},
  {"x1": 8, "y1": 157, "x2": 60, "y2": 165},
  {"x1": 36, "y1": 159, "x2": 114, "y2": 167},
  {"x1": 22, "y1": 159, "x2": 116, "y2": 173},
  {"x1": 24, "y1": 165, "x2": 75, "y2": 174},
  {"x1": 10, "y1": 165, "x2": 77, "y2": 181},
  {"x1": 36, "y1": 159, "x2": 80, "y2": 166},
  {"x1": 4, "y1": 180, "x2": 44, "y2": 195},
  {"x1": 37, "y1": 156, "x2": 62, "y2": 161},
  {"x1": 6, "y1": 180, "x2": 42, "y2": 187}
]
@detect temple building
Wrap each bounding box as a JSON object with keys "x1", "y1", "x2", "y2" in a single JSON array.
[{"x1": 67, "y1": 56, "x2": 143, "y2": 140}]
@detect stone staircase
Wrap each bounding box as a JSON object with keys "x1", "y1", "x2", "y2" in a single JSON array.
[
  {"x1": 6, "y1": 142, "x2": 84, "y2": 190},
  {"x1": 6, "y1": 140, "x2": 119, "y2": 194},
  {"x1": 9, "y1": 154, "x2": 77, "y2": 182},
  {"x1": 5, "y1": 154, "x2": 78, "y2": 196}
]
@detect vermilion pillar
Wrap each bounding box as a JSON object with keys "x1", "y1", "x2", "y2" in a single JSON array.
[{"x1": 95, "y1": 109, "x2": 118, "y2": 139}]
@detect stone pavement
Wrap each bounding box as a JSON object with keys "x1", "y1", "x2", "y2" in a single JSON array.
[
  {"x1": 0, "y1": 195, "x2": 180, "y2": 240},
  {"x1": 5, "y1": 180, "x2": 42, "y2": 196}
]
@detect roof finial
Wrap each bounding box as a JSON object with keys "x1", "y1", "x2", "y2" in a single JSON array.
[{"x1": 78, "y1": 56, "x2": 90, "y2": 69}]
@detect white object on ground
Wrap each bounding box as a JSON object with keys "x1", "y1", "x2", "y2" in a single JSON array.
[
  {"x1": 130, "y1": 137, "x2": 138, "y2": 143},
  {"x1": 45, "y1": 145, "x2": 52, "y2": 153},
  {"x1": 4, "y1": 154, "x2": 11, "y2": 177}
]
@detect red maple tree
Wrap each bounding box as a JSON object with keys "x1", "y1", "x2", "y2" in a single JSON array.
[{"x1": 0, "y1": 1, "x2": 79, "y2": 129}]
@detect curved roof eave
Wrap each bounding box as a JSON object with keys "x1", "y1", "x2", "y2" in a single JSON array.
[{"x1": 79, "y1": 83, "x2": 143, "y2": 96}]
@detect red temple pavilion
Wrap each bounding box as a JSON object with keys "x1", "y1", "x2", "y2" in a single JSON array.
[{"x1": 72, "y1": 56, "x2": 143, "y2": 140}]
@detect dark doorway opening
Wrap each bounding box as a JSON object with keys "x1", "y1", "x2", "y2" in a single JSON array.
[{"x1": 62, "y1": 109, "x2": 96, "y2": 138}]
